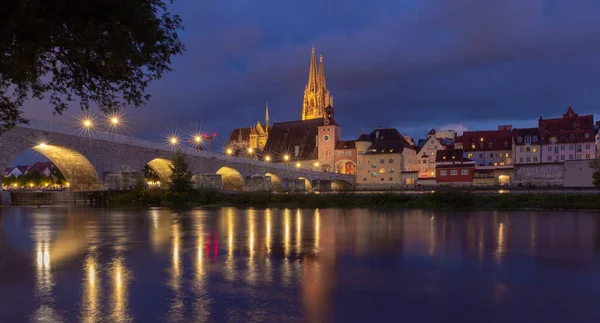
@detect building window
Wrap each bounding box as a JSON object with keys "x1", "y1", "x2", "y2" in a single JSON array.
[
  {"x1": 526, "y1": 147, "x2": 530, "y2": 153},
  {"x1": 569, "y1": 145, "x2": 574, "y2": 151},
  {"x1": 479, "y1": 153, "x2": 483, "y2": 158},
  {"x1": 381, "y1": 178, "x2": 384, "y2": 182},
  {"x1": 547, "y1": 146, "x2": 552, "y2": 152},
  {"x1": 489, "y1": 153, "x2": 493, "y2": 158},
  {"x1": 389, "y1": 177, "x2": 393, "y2": 181},
  {"x1": 461, "y1": 169, "x2": 469, "y2": 175},
  {"x1": 500, "y1": 162, "x2": 505, "y2": 166},
  {"x1": 363, "y1": 178, "x2": 367, "y2": 182},
  {"x1": 379, "y1": 168, "x2": 385, "y2": 174},
  {"x1": 337, "y1": 151, "x2": 343, "y2": 156},
  {"x1": 440, "y1": 170, "x2": 447, "y2": 176},
  {"x1": 389, "y1": 168, "x2": 395, "y2": 173},
  {"x1": 505, "y1": 153, "x2": 509, "y2": 157},
  {"x1": 569, "y1": 133, "x2": 575, "y2": 139},
  {"x1": 480, "y1": 143, "x2": 484, "y2": 149},
  {"x1": 503, "y1": 142, "x2": 508, "y2": 148},
  {"x1": 345, "y1": 151, "x2": 351, "y2": 156},
  {"x1": 380, "y1": 159, "x2": 384, "y2": 164},
  {"x1": 517, "y1": 136, "x2": 523, "y2": 143},
  {"x1": 569, "y1": 155, "x2": 573, "y2": 160},
  {"x1": 548, "y1": 156, "x2": 552, "y2": 161},
  {"x1": 467, "y1": 153, "x2": 473, "y2": 158},
  {"x1": 471, "y1": 144, "x2": 476, "y2": 149},
  {"x1": 533, "y1": 135, "x2": 538, "y2": 142},
  {"x1": 584, "y1": 133, "x2": 590, "y2": 138},
  {"x1": 520, "y1": 147, "x2": 524, "y2": 153},
  {"x1": 577, "y1": 154, "x2": 582, "y2": 160},
  {"x1": 526, "y1": 157, "x2": 530, "y2": 162},
  {"x1": 525, "y1": 137, "x2": 531, "y2": 144},
  {"x1": 488, "y1": 142, "x2": 493, "y2": 148},
  {"x1": 586, "y1": 154, "x2": 591, "y2": 159},
  {"x1": 450, "y1": 170, "x2": 458, "y2": 175},
  {"x1": 519, "y1": 157, "x2": 524, "y2": 162},
  {"x1": 389, "y1": 159, "x2": 394, "y2": 163},
  {"x1": 533, "y1": 157, "x2": 538, "y2": 162},
  {"x1": 371, "y1": 164, "x2": 376, "y2": 168},
  {"x1": 533, "y1": 148, "x2": 537, "y2": 153},
  {"x1": 561, "y1": 145, "x2": 565, "y2": 151},
  {"x1": 371, "y1": 172, "x2": 377, "y2": 177},
  {"x1": 586, "y1": 144, "x2": 591, "y2": 150}
]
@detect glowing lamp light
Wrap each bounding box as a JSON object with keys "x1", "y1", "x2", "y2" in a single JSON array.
[
  {"x1": 111, "y1": 117, "x2": 119, "y2": 125},
  {"x1": 83, "y1": 120, "x2": 93, "y2": 128},
  {"x1": 295, "y1": 162, "x2": 301, "y2": 168},
  {"x1": 38, "y1": 143, "x2": 48, "y2": 148},
  {"x1": 226, "y1": 148, "x2": 233, "y2": 155},
  {"x1": 314, "y1": 162, "x2": 320, "y2": 167},
  {"x1": 265, "y1": 155, "x2": 271, "y2": 162},
  {"x1": 283, "y1": 154, "x2": 290, "y2": 161},
  {"x1": 170, "y1": 137, "x2": 179, "y2": 144},
  {"x1": 194, "y1": 136, "x2": 202, "y2": 143},
  {"x1": 247, "y1": 148, "x2": 254, "y2": 154}
]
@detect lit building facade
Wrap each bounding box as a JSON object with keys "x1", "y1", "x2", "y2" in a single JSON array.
[
  {"x1": 539, "y1": 106, "x2": 596, "y2": 163},
  {"x1": 334, "y1": 140, "x2": 357, "y2": 175},
  {"x1": 513, "y1": 127, "x2": 541, "y2": 164},
  {"x1": 228, "y1": 103, "x2": 270, "y2": 151},
  {"x1": 435, "y1": 149, "x2": 476, "y2": 185},
  {"x1": 302, "y1": 47, "x2": 333, "y2": 120},
  {"x1": 461, "y1": 126, "x2": 513, "y2": 167},
  {"x1": 417, "y1": 131, "x2": 454, "y2": 179}
]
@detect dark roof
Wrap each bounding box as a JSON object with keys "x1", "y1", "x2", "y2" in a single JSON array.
[
  {"x1": 438, "y1": 138, "x2": 455, "y2": 148},
  {"x1": 513, "y1": 127, "x2": 540, "y2": 145},
  {"x1": 427, "y1": 129, "x2": 436, "y2": 136},
  {"x1": 336, "y1": 140, "x2": 356, "y2": 150},
  {"x1": 435, "y1": 149, "x2": 472, "y2": 163},
  {"x1": 263, "y1": 118, "x2": 337, "y2": 160},
  {"x1": 228, "y1": 127, "x2": 251, "y2": 143},
  {"x1": 539, "y1": 106, "x2": 595, "y2": 144},
  {"x1": 363, "y1": 128, "x2": 413, "y2": 155},
  {"x1": 436, "y1": 164, "x2": 475, "y2": 169},
  {"x1": 357, "y1": 133, "x2": 370, "y2": 142},
  {"x1": 461, "y1": 129, "x2": 513, "y2": 151}
]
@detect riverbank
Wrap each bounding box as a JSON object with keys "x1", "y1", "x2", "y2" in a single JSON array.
[{"x1": 106, "y1": 189, "x2": 600, "y2": 210}]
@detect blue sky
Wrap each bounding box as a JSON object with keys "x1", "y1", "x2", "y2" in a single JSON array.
[{"x1": 15, "y1": 0, "x2": 600, "y2": 164}]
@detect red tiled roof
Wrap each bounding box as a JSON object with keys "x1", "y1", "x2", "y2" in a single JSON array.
[
  {"x1": 461, "y1": 129, "x2": 513, "y2": 151},
  {"x1": 27, "y1": 162, "x2": 54, "y2": 174},
  {"x1": 335, "y1": 140, "x2": 356, "y2": 150},
  {"x1": 539, "y1": 106, "x2": 595, "y2": 144}
]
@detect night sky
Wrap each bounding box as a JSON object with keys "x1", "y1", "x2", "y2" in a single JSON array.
[{"x1": 18, "y1": 0, "x2": 600, "y2": 153}]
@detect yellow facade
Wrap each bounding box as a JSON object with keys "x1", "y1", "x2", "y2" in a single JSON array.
[{"x1": 302, "y1": 47, "x2": 333, "y2": 120}]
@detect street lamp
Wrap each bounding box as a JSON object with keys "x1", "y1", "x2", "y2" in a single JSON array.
[
  {"x1": 170, "y1": 136, "x2": 178, "y2": 144},
  {"x1": 83, "y1": 119, "x2": 93, "y2": 128},
  {"x1": 110, "y1": 117, "x2": 119, "y2": 125},
  {"x1": 226, "y1": 148, "x2": 233, "y2": 155},
  {"x1": 194, "y1": 135, "x2": 202, "y2": 144},
  {"x1": 283, "y1": 154, "x2": 290, "y2": 162},
  {"x1": 38, "y1": 142, "x2": 47, "y2": 148},
  {"x1": 265, "y1": 155, "x2": 271, "y2": 162},
  {"x1": 295, "y1": 162, "x2": 301, "y2": 168}
]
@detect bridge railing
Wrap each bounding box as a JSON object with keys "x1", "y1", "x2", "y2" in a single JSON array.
[{"x1": 20, "y1": 119, "x2": 354, "y2": 179}]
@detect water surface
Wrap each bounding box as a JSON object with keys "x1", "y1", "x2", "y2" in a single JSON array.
[{"x1": 1, "y1": 207, "x2": 600, "y2": 322}]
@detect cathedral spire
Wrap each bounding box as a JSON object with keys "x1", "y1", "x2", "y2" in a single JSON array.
[
  {"x1": 307, "y1": 46, "x2": 318, "y2": 91},
  {"x1": 318, "y1": 54, "x2": 327, "y2": 90},
  {"x1": 265, "y1": 101, "x2": 269, "y2": 132}
]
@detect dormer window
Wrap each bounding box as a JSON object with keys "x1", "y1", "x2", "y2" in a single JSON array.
[
  {"x1": 533, "y1": 135, "x2": 538, "y2": 142},
  {"x1": 584, "y1": 133, "x2": 590, "y2": 139},
  {"x1": 525, "y1": 136, "x2": 531, "y2": 144},
  {"x1": 488, "y1": 142, "x2": 493, "y2": 148},
  {"x1": 517, "y1": 136, "x2": 523, "y2": 143},
  {"x1": 569, "y1": 133, "x2": 575, "y2": 140},
  {"x1": 503, "y1": 141, "x2": 508, "y2": 148}
]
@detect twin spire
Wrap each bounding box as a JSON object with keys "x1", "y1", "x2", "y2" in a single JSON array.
[{"x1": 302, "y1": 46, "x2": 333, "y2": 120}]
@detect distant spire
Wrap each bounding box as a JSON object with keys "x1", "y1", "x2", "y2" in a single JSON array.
[
  {"x1": 307, "y1": 46, "x2": 318, "y2": 91},
  {"x1": 318, "y1": 54, "x2": 326, "y2": 90},
  {"x1": 265, "y1": 101, "x2": 270, "y2": 132},
  {"x1": 237, "y1": 128, "x2": 243, "y2": 142}
]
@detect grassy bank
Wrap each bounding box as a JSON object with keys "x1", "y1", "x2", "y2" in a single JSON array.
[{"x1": 108, "y1": 189, "x2": 600, "y2": 210}]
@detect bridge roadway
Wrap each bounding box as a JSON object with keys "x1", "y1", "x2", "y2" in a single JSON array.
[{"x1": 0, "y1": 120, "x2": 354, "y2": 195}]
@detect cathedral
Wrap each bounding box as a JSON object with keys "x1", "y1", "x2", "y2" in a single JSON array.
[
  {"x1": 302, "y1": 46, "x2": 334, "y2": 120},
  {"x1": 227, "y1": 46, "x2": 341, "y2": 172}
]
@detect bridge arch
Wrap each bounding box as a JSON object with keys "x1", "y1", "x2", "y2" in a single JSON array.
[
  {"x1": 332, "y1": 179, "x2": 354, "y2": 191},
  {"x1": 217, "y1": 166, "x2": 245, "y2": 191},
  {"x1": 16, "y1": 144, "x2": 103, "y2": 191},
  {"x1": 265, "y1": 173, "x2": 283, "y2": 192},
  {"x1": 145, "y1": 158, "x2": 173, "y2": 185},
  {"x1": 299, "y1": 176, "x2": 313, "y2": 192},
  {"x1": 335, "y1": 159, "x2": 356, "y2": 175}
]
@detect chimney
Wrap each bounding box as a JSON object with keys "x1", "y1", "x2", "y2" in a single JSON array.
[{"x1": 539, "y1": 116, "x2": 543, "y2": 121}]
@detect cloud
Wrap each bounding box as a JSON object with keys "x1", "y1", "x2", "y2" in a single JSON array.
[{"x1": 20, "y1": 0, "x2": 600, "y2": 141}]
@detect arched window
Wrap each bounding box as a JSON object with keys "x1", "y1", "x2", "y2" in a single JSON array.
[
  {"x1": 569, "y1": 133, "x2": 575, "y2": 140},
  {"x1": 517, "y1": 136, "x2": 523, "y2": 143},
  {"x1": 379, "y1": 168, "x2": 385, "y2": 174}
]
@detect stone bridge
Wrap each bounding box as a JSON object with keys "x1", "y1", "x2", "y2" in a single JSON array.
[{"x1": 0, "y1": 120, "x2": 354, "y2": 199}]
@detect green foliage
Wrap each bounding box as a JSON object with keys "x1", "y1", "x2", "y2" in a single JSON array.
[
  {"x1": 169, "y1": 151, "x2": 193, "y2": 194},
  {"x1": 0, "y1": 0, "x2": 185, "y2": 132},
  {"x1": 143, "y1": 165, "x2": 161, "y2": 182}
]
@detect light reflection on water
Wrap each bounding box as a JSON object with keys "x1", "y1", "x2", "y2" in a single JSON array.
[{"x1": 1, "y1": 207, "x2": 600, "y2": 322}]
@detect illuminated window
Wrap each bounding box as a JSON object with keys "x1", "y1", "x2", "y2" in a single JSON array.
[
  {"x1": 379, "y1": 168, "x2": 385, "y2": 174},
  {"x1": 471, "y1": 144, "x2": 476, "y2": 149},
  {"x1": 505, "y1": 153, "x2": 509, "y2": 157},
  {"x1": 450, "y1": 170, "x2": 458, "y2": 176},
  {"x1": 532, "y1": 148, "x2": 537, "y2": 153},
  {"x1": 467, "y1": 153, "x2": 473, "y2": 158},
  {"x1": 500, "y1": 162, "x2": 505, "y2": 166},
  {"x1": 388, "y1": 168, "x2": 395, "y2": 173}
]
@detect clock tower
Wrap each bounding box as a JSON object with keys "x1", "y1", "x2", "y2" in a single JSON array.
[{"x1": 317, "y1": 105, "x2": 340, "y2": 172}]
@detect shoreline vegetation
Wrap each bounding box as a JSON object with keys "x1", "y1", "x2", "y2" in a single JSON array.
[{"x1": 107, "y1": 188, "x2": 600, "y2": 210}]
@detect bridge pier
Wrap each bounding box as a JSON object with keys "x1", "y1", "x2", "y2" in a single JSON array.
[
  {"x1": 312, "y1": 179, "x2": 332, "y2": 192},
  {"x1": 104, "y1": 171, "x2": 143, "y2": 190},
  {"x1": 246, "y1": 175, "x2": 272, "y2": 192},
  {"x1": 193, "y1": 174, "x2": 223, "y2": 190},
  {"x1": 282, "y1": 178, "x2": 307, "y2": 193}
]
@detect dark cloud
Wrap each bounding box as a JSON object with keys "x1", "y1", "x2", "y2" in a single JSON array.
[{"x1": 21, "y1": 0, "x2": 600, "y2": 142}]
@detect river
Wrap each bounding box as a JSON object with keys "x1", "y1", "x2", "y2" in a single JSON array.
[{"x1": 0, "y1": 207, "x2": 599, "y2": 322}]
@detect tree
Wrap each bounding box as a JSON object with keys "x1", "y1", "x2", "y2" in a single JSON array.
[
  {"x1": 143, "y1": 164, "x2": 161, "y2": 182},
  {"x1": 590, "y1": 158, "x2": 600, "y2": 188},
  {"x1": 0, "y1": 0, "x2": 185, "y2": 132},
  {"x1": 169, "y1": 151, "x2": 193, "y2": 193}
]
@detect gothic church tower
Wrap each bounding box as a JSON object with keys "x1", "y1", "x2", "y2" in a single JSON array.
[{"x1": 302, "y1": 46, "x2": 333, "y2": 120}]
